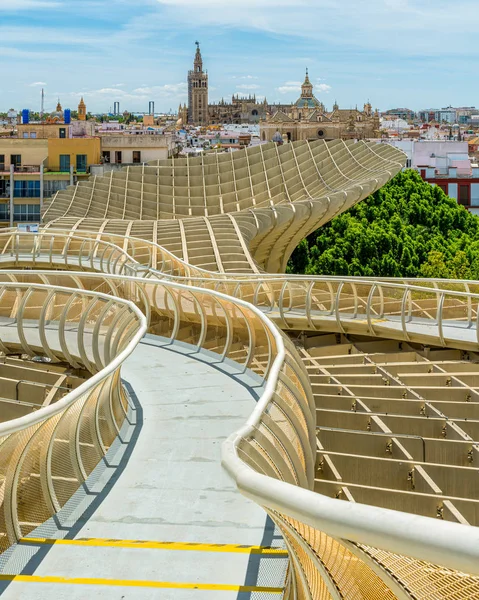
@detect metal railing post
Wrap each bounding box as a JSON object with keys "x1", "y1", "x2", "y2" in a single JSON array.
[{"x1": 9, "y1": 164, "x2": 14, "y2": 228}]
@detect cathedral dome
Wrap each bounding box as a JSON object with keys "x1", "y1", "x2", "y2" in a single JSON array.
[
  {"x1": 295, "y1": 97, "x2": 322, "y2": 109},
  {"x1": 294, "y1": 68, "x2": 322, "y2": 110}
]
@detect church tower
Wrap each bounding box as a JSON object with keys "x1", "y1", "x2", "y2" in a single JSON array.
[
  {"x1": 187, "y1": 42, "x2": 209, "y2": 125},
  {"x1": 301, "y1": 69, "x2": 313, "y2": 99},
  {"x1": 78, "y1": 97, "x2": 87, "y2": 121}
]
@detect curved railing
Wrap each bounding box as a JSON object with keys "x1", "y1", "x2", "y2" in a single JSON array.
[
  {"x1": 0, "y1": 282, "x2": 146, "y2": 553},
  {"x1": 1, "y1": 265, "x2": 479, "y2": 597},
  {"x1": 0, "y1": 230, "x2": 149, "y2": 277},
  {"x1": 1, "y1": 200, "x2": 479, "y2": 594}
]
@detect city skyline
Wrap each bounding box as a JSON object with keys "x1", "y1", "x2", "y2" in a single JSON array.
[{"x1": 0, "y1": 0, "x2": 477, "y2": 113}]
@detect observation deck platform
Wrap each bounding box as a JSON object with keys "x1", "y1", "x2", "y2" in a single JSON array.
[{"x1": 0, "y1": 336, "x2": 287, "y2": 598}]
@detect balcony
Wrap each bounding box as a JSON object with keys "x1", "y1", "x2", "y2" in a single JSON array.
[
  {"x1": 0, "y1": 165, "x2": 41, "y2": 174},
  {"x1": 45, "y1": 166, "x2": 90, "y2": 175},
  {"x1": 0, "y1": 165, "x2": 90, "y2": 176}
]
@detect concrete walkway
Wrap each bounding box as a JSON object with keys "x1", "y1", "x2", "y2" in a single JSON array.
[{"x1": 0, "y1": 336, "x2": 287, "y2": 599}]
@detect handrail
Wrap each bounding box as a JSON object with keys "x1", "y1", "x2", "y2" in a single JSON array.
[
  {"x1": 3, "y1": 231, "x2": 479, "y2": 301},
  {"x1": 35, "y1": 228, "x2": 479, "y2": 300},
  {"x1": 0, "y1": 282, "x2": 147, "y2": 437},
  {"x1": 1, "y1": 268, "x2": 478, "y2": 580},
  {"x1": 2, "y1": 139, "x2": 479, "y2": 595},
  {"x1": 0, "y1": 231, "x2": 143, "y2": 277}
]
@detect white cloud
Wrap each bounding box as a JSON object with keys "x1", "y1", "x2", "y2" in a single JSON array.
[
  {"x1": 162, "y1": 83, "x2": 188, "y2": 94},
  {"x1": 133, "y1": 83, "x2": 187, "y2": 96},
  {"x1": 152, "y1": 0, "x2": 478, "y2": 57},
  {"x1": 236, "y1": 84, "x2": 260, "y2": 90},
  {"x1": 55, "y1": 82, "x2": 189, "y2": 108},
  {"x1": 0, "y1": 0, "x2": 60, "y2": 9},
  {"x1": 317, "y1": 83, "x2": 331, "y2": 93},
  {"x1": 277, "y1": 81, "x2": 301, "y2": 94},
  {"x1": 29, "y1": 81, "x2": 46, "y2": 87},
  {"x1": 277, "y1": 86, "x2": 299, "y2": 94},
  {"x1": 231, "y1": 75, "x2": 259, "y2": 80},
  {"x1": 132, "y1": 87, "x2": 153, "y2": 95},
  {"x1": 276, "y1": 78, "x2": 330, "y2": 95}
]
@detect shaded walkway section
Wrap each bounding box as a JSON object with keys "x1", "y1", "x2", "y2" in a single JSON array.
[{"x1": 0, "y1": 337, "x2": 287, "y2": 598}]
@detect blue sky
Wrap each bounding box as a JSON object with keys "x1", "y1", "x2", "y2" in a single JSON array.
[{"x1": 0, "y1": 0, "x2": 476, "y2": 114}]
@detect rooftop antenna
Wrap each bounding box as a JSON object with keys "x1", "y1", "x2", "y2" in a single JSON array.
[{"x1": 40, "y1": 88, "x2": 44, "y2": 119}]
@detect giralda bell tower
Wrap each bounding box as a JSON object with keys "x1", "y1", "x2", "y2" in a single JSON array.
[{"x1": 187, "y1": 42, "x2": 209, "y2": 125}]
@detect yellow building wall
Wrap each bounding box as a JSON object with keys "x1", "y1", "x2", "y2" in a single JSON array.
[
  {"x1": 0, "y1": 139, "x2": 49, "y2": 169},
  {"x1": 48, "y1": 138, "x2": 101, "y2": 170},
  {"x1": 17, "y1": 124, "x2": 70, "y2": 139}
]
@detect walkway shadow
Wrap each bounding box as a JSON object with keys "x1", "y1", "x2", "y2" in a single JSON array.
[
  {"x1": 0, "y1": 379, "x2": 143, "y2": 594},
  {"x1": 236, "y1": 516, "x2": 287, "y2": 600}
]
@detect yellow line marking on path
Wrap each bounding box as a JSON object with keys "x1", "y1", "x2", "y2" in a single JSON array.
[
  {"x1": 20, "y1": 537, "x2": 288, "y2": 555},
  {"x1": 0, "y1": 574, "x2": 284, "y2": 593}
]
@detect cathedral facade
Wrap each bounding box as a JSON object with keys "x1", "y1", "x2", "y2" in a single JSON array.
[
  {"x1": 260, "y1": 71, "x2": 381, "y2": 142},
  {"x1": 185, "y1": 46, "x2": 380, "y2": 138},
  {"x1": 185, "y1": 44, "x2": 291, "y2": 126}
]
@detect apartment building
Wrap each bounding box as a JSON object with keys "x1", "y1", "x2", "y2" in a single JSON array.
[
  {"x1": 0, "y1": 137, "x2": 99, "y2": 227},
  {"x1": 380, "y1": 139, "x2": 479, "y2": 214},
  {"x1": 99, "y1": 133, "x2": 175, "y2": 165}
]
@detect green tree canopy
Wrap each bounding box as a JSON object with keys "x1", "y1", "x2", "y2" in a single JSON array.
[{"x1": 287, "y1": 170, "x2": 479, "y2": 280}]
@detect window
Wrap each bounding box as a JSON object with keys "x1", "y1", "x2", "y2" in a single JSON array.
[
  {"x1": 11, "y1": 155, "x2": 21, "y2": 168},
  {"x1": 102, "y1": 151, "x2": 111, "y2": 163},
  {"x1": 318, "y1": 130, "x2": 324, "y2": 137},
  {"x1": 59, "y1": 128, "x2": 66, "y2": 139},
  {"x1": 0, "y1": 203, "x2": 8, "y2": 220},
  {"x1": 59, "y1": 155, "x2": 71, "y2": 172},
  {"x1": 132, "y1": 151, "x2": 141, "y2": 164},
  {"x1": 14, "y1": 180, "x2": 40, "y2": 198},
  {"x1": 0, "y1": 155, "x2": 4, "y2": 170},
  {"x1": 459, "y1": 184, "x2": 470, "y2": 206},
  {"x1": 13, "y1": 204, "x2": 40, "y2": 222},
  {"x1": 23, "y1": 132, "x2": 29, "y2": 138},
  {"x1": 76, "y1": 154, "x2": 87, "y2": 172},
  {"x1": 115, "y1": 151, "x2": 122, "y2": 164},
  {"x1": 30, "y1": 132, "x2": 37, "y2": 139}
]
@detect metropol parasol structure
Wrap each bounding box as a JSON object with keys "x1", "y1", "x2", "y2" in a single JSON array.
[{"x1": 0, "y1": 139, "x2": 477, "y2": 598}]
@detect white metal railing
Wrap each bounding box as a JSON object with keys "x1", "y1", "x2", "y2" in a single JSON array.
[
  {"x1": 4, "y1": 232, "x2": 479, "y2": 349},
  {"x1": 0, "y1": 231, "x2": 146, "y2": 277},
  {"x1": 1, "y1": 232, "x2": 479, "y2": 596},
  {"x1": 0, "y1": 282, "x2": 146, "y2": 552}
]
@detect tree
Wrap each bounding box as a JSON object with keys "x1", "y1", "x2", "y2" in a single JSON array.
[{"x1": 287, "y1": 170, "x2": 479, "y2": 280}]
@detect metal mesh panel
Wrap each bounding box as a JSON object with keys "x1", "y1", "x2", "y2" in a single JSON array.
[
  {"x1": 281, "y1": 517, "x2": 398, "y2": 600},
  {"x1": 361, "y1": 545, "x2": 479, "y2": 600},
  {"x1": 14, "y1": 418, "x2": 58, "y2": 538}
]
